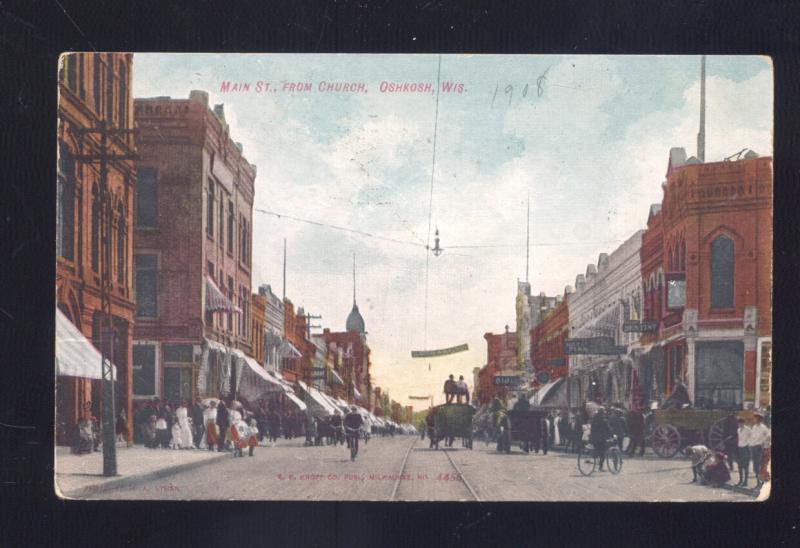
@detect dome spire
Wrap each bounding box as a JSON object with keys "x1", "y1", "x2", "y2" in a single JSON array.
[
  {"x1": 353, "y1": 252, "x2": 356, "y2": 305},
  {"x1": 346, "y1": 252, "x2": 365, "y2": 334}
]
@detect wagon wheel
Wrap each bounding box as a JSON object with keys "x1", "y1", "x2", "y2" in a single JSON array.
[
  {"x1": 707, "y1": 419, "x2": 727, "y2": 452},
  {"x1": 651, "y1": 424, "x2": 681, "y2": 458}
]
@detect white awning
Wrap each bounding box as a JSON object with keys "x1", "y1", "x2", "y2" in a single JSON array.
[
  {"x1": 278, "y1": 340, "x2": 302, "y2": 358},
  {"x1": 56, "y1": 308, "x2": 117, "y2": 380},
  {"x1": 297, "y1": 381, "x2": 337, "y2": 415},
  {"x1": 335, "y1": 398, "x2": 351, "y2": 411},
  {"x1": 205, "y1": 338, "x2": 226, "y2": 353},
  {"x1": 352, "y1": 382, "x2": 363, "y2": 400},
  {"x1": 530, "y1": 377, "x2": 566, "y2": 407},
  {"x1": 205, "y1": 276, "x2": 241, "y2": 313},
  {"x1": 330, "y1": 368, "x2": 344, "y2": 385},
  {"x1": 237, "y1": 355, "x2": 285, "y2": 402},
  {"x1": 285, "y1": 392, "x2": 307, "y2": 411}
]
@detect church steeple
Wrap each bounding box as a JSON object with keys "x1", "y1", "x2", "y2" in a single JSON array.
[{"x1": 346, "y1": 253, "x2": 365, "y2": 334}]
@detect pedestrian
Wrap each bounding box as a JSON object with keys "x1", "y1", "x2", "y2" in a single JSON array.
[
  {"x1": 141, "y1": 415, "x2": 158, "y2": 449},
  {"x1": 590, "y1": 409, "x2": 613, "y2": 471},
  {"x1": 268, "y1": 409, "x2": 281, "y2": 445},
  {"x1": 174, "y1": 401, "x2": 194, "y2": 449},
  {"x1": 625, "y1": 409, "x2": 645, "y2": 457},
  {"x1": 203, "y1": 401, "x2": 219, "y2": 451},
  {"x1": 73, "y1": 417, "x2": 94, "y2": 454},
  {"x1": 216, "y1": 400, "x2": 229, "y2": 452},
  {"x1": 722, "y1": 413, "x2": 739, "y2": 472},
  {"x1": 540, "y1": 415, "x2": 550, "y2": 455},
  {"x1": 170, "y1": 420, "x2": 182, "y2": 449},
  {"x1": 684, "y1": 444, "x2": 712, "y2": 484},
  {"x1": 192, "y1": 401, "x2": 205, "y2": 448},
  {"x1": 749, "y1": 412, "x2": 770, "y2": 490},
  {"x1": 116, "y1": 409, "x2": 128, "y2": 444},
  {"x1": 735, "y1": 417, "x2": 752, "y2": 486},
  {"x1": 609, "y1": 409, "x2": 627, "y2": 452},
  {"x1": 255, "y1": 404, "x2": 268, "y2": 443},
  {"x1": 156, "y1": 414, "x2": 170, "y2": 449},
  {"x1": 247, "y1": 419, "x2": 259, "y2": 456}
]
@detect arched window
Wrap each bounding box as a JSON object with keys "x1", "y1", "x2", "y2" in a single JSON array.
[
  {"x1": 710, "y1": 235, "x2": 735, "y2": 309},
  {"x1": 91, "y1": 183, "x2": 100, "y2": 271},
  {"x1": 680, "y1": 240, "x2": 686, "y2": 271},
  {"x1": 118, "y1": 61, "x2": 127, "y2": 127},
  {"x1": 57, "y1": 142, "x2": 75, "y2": 260},
  {"x1": 206, "y1": 181, "x2": 215, "y2": 238}
]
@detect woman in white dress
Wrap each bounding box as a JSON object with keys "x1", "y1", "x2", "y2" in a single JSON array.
[
  {"x1": 175, "y1": 402, "x2": 194, "y2": 449},
  {"x1": 200, "y1": 401, "x2": 218, "y2": 450}
]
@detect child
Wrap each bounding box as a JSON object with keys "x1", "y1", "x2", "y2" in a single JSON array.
[
  {"x1": 170, "y1": 420, "x2": 182, "y2": 449},
  {"x1": 247, "y1": 419, "x2": 259, "y2": 457},
  {"x1": 156, "y1": 415, "x2": 169, "y2": 449}
]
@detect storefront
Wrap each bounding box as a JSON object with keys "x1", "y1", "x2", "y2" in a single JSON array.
[{"x1": 694, "y1": 341, "x2": 744, "y2": 409}]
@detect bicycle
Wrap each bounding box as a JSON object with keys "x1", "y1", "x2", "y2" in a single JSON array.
[
  {"x1": 577, "y1": 437, "x2": 623, "y2": 476},
  {"x1": 345, "y1": 426, "x2": 360, "y2": 461}
]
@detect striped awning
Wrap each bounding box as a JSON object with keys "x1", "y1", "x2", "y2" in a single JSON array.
[
  {"x1": 56, "y1": 308, "x2": 116, "y2": 380},
  {"x1": 330, "y1": 368, "x2": 344, "y2": 385},
  {"x1": 205, "y1": 276, "x2": 241, "y2": 313}
]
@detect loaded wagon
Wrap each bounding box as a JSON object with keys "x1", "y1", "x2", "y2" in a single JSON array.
[
  {"x1": 430, "y1": 404, "x2": 475, "y2": 450},
  {"x1": 650, "y1": 408, "x2": 736, "y2": 458},
  {"x1": 496, "y1": 409, "x2": 548, "y2": 454}
]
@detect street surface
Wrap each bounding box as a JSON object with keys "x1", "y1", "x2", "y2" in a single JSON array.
[{"x1": 64, "y1": 437, "x2": 756, "y2": 501}]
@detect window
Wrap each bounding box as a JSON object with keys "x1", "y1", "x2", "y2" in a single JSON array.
[
  {"x1": 219, "y1": 191, "x2": 225, "y2": 243},
  {"x1": 710, "y1": 235, "x2": 734, "y2": 309},
  {"x1": 135, "y1": 254, "x2": 158, "y2": 317},
  {"x1": 93, "y1": 53, "x2": 103, "y2": 116},
  {"x1": 164, "y1": 368, "x2": 193, "y2": 404},
  {"x1": 91, "y1": 184, "x2": 100, "y2": 271},
  {"x1": 227, "y1": 276, "x2": 234, "y2": 331},
  {"x1": 132, "y1": 344, "x2": 157, "y2": 396},
  {"x1": 163, "y1": 344, "x2": 193, "y2": 363},
  {"x1": 680, "y1": 240, "x2": 686, "y2": 271},
  {"x1": 118, "y1": 61, "x2": 127, "y2": 127},
  {"x1": 206, "y1": 182, "x2": 215, "y2": 238},
  {"x1": 227, "y1": 201, "x2": 234, "y2": 253},
  {"x1": 116, "y1": 203, "x2": 126, "y2": 284},
  {"x1": 206, "y1": 262, "x2": 215, "y2": 326},
  {"x1": 106, "y1": 54, "x2": 115, "y2": 125},
  {"x1": 666, "y1": 273, "x2": 686, "y2": 309},
  {"x1": 135, "y1": 168, "x2": 158, "y2": 228},
  {"x1": 240, "y1": 216, "x2": 250, "y2": 267},
  {"x1": 56, "y1": 143, "x2": 75, "y2": 260},
  {"x1": 78, "y1": 54, "x2": 85, "y2": 99}
]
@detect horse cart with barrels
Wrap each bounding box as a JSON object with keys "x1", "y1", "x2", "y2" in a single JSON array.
[
  {"x1": 496, "y1": 409, "x2": 548, "y2": 454},
  {"x1": 649, "y1": 408, "x2": 734, "y2": 458},
  {"x1": 430, "y1": 404, "x2": 475, "y2": 450}
]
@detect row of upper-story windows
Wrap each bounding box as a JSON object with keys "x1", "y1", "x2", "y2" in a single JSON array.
[
  {"x1": 59, "y1": 53, "x2": 130, "y2": 129},
  {"x1": 205, "y1": 178, "x2": 252, "y2": 269}
]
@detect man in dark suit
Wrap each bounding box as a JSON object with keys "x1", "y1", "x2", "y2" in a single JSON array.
[{"x1": 216, "y1": 400, "x2": 229, "y2": 451}]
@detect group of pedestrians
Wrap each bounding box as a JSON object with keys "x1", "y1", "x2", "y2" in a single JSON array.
[{"x1": 131, "y1": 399, "x2": 194, "y2": 450}]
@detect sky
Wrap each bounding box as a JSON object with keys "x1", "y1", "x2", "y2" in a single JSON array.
[{"x1": 133, "y1": 54, "x2": 772, "y2": 410}]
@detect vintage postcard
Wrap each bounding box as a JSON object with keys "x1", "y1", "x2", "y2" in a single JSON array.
[{"x1": 54, "y1": 53, "x2": 772, "y2": 501}]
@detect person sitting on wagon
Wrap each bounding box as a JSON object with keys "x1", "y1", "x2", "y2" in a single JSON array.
[
  {"x1": 512, "y1": 393, "x2": 530, "y2": 412},
  {"x1": 456, "y1": 375, "x2": 470, "y2": 404},
  {"x1": 662, "y1": 380, "x2": 691, "y2": 410},
  {"x1": 443, "y1": 375, "x2": 456, "y2": 404}
]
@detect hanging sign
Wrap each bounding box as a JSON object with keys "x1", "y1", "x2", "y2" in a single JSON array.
[
  {"x1": 564, "y1": 337, "x2": 627, "y2": 356},
  {"x1": 411, "y1": 343, "x2": 469, "y2": 358},
  {"x1": 408, "y1": 395, "x2": 430, "y2": 400},
  {"x1": 622, "y1": 320, "x2": 658, "y2": 333},
  {"x1": 493, "y1": 375, "x2": 521, "y2": 386}
]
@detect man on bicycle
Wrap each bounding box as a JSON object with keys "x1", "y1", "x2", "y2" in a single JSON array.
[
  {"x1": 590, "y1": 408, "x2": 613, "y2": 471},
  {"x1": 344, "y1": 406, "x2": 363, "y2": 455}
]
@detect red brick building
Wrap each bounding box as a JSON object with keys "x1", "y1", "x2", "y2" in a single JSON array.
[
  {"x1": 477, "y1": 326, "x2": 518, "y2": 405},
  {"x1": 321, "y1": 328, "x2": 371, "y2": 406},
  {"x1": 131, "y1": 91, "x2": 255, "y2": 404},
  {"x1": 56, "y1": 53, "x2": 135, "y2": 444},
  {"x1": 640, "y1": 149, "x2": 772, "y2": 408},
  {"x1": 280, "y1": 299, "x2": 314, "y2": 386},
  {"x1": 530, "y1": 295, "x2": 569, "y2": 389},
  {"x1": 249, "y1": 292, "x2": 266, "y2": 365}
]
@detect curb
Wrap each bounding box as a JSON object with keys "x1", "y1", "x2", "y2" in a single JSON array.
[{"x1": 58, "y1": 451, "x2": 230, "y2": 498}]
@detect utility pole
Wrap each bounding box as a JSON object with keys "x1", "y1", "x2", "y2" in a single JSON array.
[
  {"x1": 72, "y1": 119, "x2": 136, "y2": 477},
  {"x1": 525, "y1": 191, "x2": 531, "y2": 283},
  {"x1": 697, "y1": 55, "x2": 706, "y2": 163},
  {"x1": 282, "y1": 238, "x2": 287, "y2": 301}
]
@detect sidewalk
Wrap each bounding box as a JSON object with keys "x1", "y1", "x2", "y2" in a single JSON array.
[{"x1": 55, "y1": 443, "x2": 228, "y2": 499}]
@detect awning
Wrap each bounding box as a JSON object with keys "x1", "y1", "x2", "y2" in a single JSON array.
[
  {"x1": 330, "y1": 368, "x2": 344, "y2": 385},
  {"x1": 297, "y1": 380, "x2": 337, "y2": 416},
  {"x1": 530, "y1": 377, "x2": 567, "y2": 408},
  {"x1": 205, "y1": 338, "x2": 226, "y2": 353},
  {"x1": 285, "y1": 392, "x2": 307, "y2": 411},
  {"x1": 56, "y1": 308, "x2": 117, "y2": 380},
  {"x1": 205, "y1": 276, "x2": 241, "y2": 313},
  {"x1": 278, "y1": 340, "x2": 302, "y2": 359},
  {"x1": 237, "y1": 355, "x2": 285, "y2": 402},
  {"x1": 352, "y1": 383, "x2": 363, "y2": 401},
  {"x1": 335, "y1": 398, "x2": 351, "y2": 411}
]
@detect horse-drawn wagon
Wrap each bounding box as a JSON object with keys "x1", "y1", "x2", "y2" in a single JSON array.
[
  {"x1": 649, "y1": 408, "x2": 734, "y2": 458},
  {"x1": 430, "y1": 404, "x2": 474, "y2": 450},
  {"x1": 496, "y1": 409, "x2": 548, "y2": 453}
]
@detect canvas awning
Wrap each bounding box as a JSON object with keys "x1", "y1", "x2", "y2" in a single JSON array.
[
  {"x1": 285, "y1": 392, "x2": 307, "y2": 411},
  {"x1": 278, "y1": 340, "x2": 302, "y2": 359},
  {"x1": 352, "y1": 383, "x2": 363, "y2": 400},
  {"x1": 56, "y1": 308, "x2": 117, "y2": 380},
  {"x1": 237, "y1": 355, "x2": 285, "y2": 402},
  {"x1": 330, "y1": 368, "x2": 344, "y2": 385},
  {"x1": 297, "y1": 380, "x2": 337, "y2": 415},
  {"x1": 205, "y1": 276, "x2": 241, "y2": 313},
  {"x1": 530, "y1": 377, "x2": 566, "y2": 407}
]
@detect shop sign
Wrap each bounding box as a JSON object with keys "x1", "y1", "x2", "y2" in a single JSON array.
[
  {"x1": 493, "y1": 375, "x2": 521, "y2": 386},
  {"x1": 564, "y1": 337, "x2": 627, "y2": 355},
  {"x1": 547, "y1": 358, "x2": 567, "y2": 367},
  {"x1": 622, "y1": 320, "x2": 658, "y2": 333}
]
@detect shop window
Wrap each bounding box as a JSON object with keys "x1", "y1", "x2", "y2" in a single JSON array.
[
  {"x1": 57, "y1": 143, "x2": 75, "y2": 260},
  {"x1": 227, "y1": 201, "x2": 234, "y2": 254},
  {"x1": 164, "y1": 367, "x2": 193, "y2": 404},
  {"x1": 695, "y1": 341, "x2": 743, "y2": 409},
  {"x1": 710, "y1": 235, "x2": 734, "y2": 309},
  {"x1": 135, "y1": 254, "x2": 158, "y2": 317},
  {"x1": 135, "y1": 168, "x2": 158, "y2": 228},
  {"x1": 132, "y1": 344, "x2": 157, "y2": 396}
]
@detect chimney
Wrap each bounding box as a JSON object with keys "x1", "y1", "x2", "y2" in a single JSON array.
[
  {"x1": 189, "y1": 90, "x2": 209, "y2": 107},
  {"x1": 697, "y1": 55, "x2": 706, "y2": 163}
]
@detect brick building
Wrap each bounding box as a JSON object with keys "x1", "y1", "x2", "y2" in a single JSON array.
[
  {"x1": 131, "y1": 90, "x2": 256, "y2": 404},
  {"x1": 56, "y1": 53, "x2": 135, "y2": 444},
  {"x1": 640, "y1": 149, "x2": 772, "y2": 409},
  {"x1": 476, "y1": 326, "x2": 518, "y2": 405},
  {"x1": 249, "y1": 292, "x2": 266, "y2": 365},
  {"x1": 530, "y1": 291, "x2": 570, "y2": 390}
]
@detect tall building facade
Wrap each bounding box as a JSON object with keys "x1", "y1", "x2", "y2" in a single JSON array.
[
  {"x1": 640, "y1": 149, "x2": 772, "y2": 409},
  {"x1": 131, "y1": 90, "x2": 256, "y2": 404},
  {"x1": 56, "y1": 53, "x2": 135, "y2": 444},
  {"x1": 476, "y1": 326, "x2": 518, "y2": 405}
]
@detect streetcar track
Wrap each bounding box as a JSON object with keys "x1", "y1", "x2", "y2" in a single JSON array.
[{"x1": 390, "y1": 438, "x2": 481, "y2": 501}]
